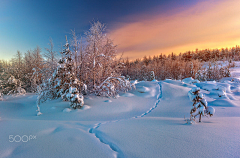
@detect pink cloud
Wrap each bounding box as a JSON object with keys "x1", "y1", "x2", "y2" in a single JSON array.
[{"x1": 109, "y1": 0, "x2": 240, "y2": 60}]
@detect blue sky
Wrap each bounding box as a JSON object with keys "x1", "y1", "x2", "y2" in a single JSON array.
[
  {"x1": 0, "y1": 0, "x2": 197, "y2": 60},
  {"x1": 2, "y1": 0, "x2": 237, "y2": 60}
]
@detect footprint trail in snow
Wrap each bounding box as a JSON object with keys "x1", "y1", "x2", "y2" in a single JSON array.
[{"x1": 89, "y1": 82, "x2": 162, "y2": 158}]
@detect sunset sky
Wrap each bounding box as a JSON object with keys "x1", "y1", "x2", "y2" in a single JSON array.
[{"x1": 1, "y1": 0, "x2": 240, "y2": 60}]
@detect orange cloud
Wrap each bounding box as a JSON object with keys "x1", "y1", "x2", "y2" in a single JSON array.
[{"x1": 109, "y1": 0, "x2": 240, "y2": 60}]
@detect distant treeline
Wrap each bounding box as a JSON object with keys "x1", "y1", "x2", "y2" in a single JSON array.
[
  {"x1": 120, "y1": 46, "x2": 239, "y2": 81},
  {"x1": 178, "y1": 46, "x2": 240, "y2": 61}
]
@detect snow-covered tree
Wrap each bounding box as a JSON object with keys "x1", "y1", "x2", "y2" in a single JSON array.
[
  {"x1": 2, "y1": 75, "x2": 26, "y2": 95},
  {"x1": 21, "y1": 47, "x2": 44, "y2": 92},
  {"x1": 150, "y1": 71, "x2": 155, "y2": 81},
  {"x1": 66, "y1": 87, "x2": 84, "y2": 109},
  {"x1": 44, "y1": 38, "x2": 59, "y2": 76},
  {"x1": 85, "y1": 21, "x2": 106, "y2": 89},
  {"x1": 37, "y1": 36, "x2": 84, "y2": 110},
  {"x1": 0, "y1": 92, "x2": 2, "y2": 101},
  {"x1": 224, "y1": 67, "x2": 231, "y2": 77},
  {"x1": 95, "y1": 76, "x2": 135, "y2": 97},
  {"x1": 23, "y1": 50, "x2": 35, "y2": 92},
  {"x1": 195, "y1": 70, "x2": 202, "y2": 81},
  {"x1": 141, "y1": 65, "x2": 148, "y2": 81},
  {"x1": 0, "y1": 61, "x2": 4, "y2": 92},
  {"x1": 206, "y1": 63, "x2": 213, "y2": 80},
  {"x1": 0, "y1": 72, "x2": 3, "y2": 100},
  {"x1": 70, "y1": 30, "x2": 80, "y2": 76},
  {"x1": 7, "y1": 51, "x2": 24, "y2": 81},
  {"x1": 84, "y1": 21, "x2": 119, "y2": 90}
]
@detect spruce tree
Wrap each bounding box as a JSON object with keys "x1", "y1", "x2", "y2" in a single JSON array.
[
  {"x1": 37, "y1": 36, "x2": 84, "y2": 112},
  {"x1": 150, "y1": 71, "x2": 155, "y2": 81},
  {"x1": 51, "y1": 36, "x2": 84, "y2": 109}
]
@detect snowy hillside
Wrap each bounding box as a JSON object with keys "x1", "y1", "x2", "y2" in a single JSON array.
[{"x1": 1, "y1": 66, "x2": 240, "y2": 158}]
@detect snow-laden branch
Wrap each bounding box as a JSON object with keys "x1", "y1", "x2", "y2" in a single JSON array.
[{"x1": 95, "y1": 76, "x2": 136, "y2": 97}]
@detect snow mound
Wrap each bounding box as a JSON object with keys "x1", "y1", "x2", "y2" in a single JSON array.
[
  {"x1": 75, "y1": 105, "x2": 91, "y2": 111},
  {"x1": 85, "y1": 96, "x2": 93, "y2": 100},
  {"x1": 37, "y1": 111, "x2": 42, "y2": 116},
  {"x1": 220, "y1": 77, "x2": 240, "y2": 83},
  {"x1": 122, "y1": 93, "x2": 135, "y2": 97},
  {"x1": 182, "y1": 77, "x2": 200, "y2": 84},
  {"x1": 81, "y1": 105, "x2": 91, "y2": 110},
  {"x1": 104, "y1": 100, "x2": 112, "y2": 102},
  {"x1": 195, "y1": 81, "x2": 232, "y2": 98},
  {"x1": 216, "y1": 83, "x2": 231, "y2": 93},
  {"x1": 63, "y1": 108, "x2": 71, "y2": 113},
  {"x1": 195, "y1": 81, "x2": 218, "y2": 91},
  {"x1": 137, "y1": 86, "x2": 150, "y2": 93},
  {"x1": 210, "y1": 99, "x2": 237, "y2": 107},
  {"x1": 210, "y1": 89, "x2": 227, "y2": 98}
]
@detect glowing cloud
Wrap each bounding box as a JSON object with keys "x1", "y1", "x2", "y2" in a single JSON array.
[{"x1": 109, "y1": 0, "x2": 240, "y2": 60}]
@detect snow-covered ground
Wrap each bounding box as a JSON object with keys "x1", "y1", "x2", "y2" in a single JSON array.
[{"x1": 1, "y1": 65, "x2": 240, "y2": 158}]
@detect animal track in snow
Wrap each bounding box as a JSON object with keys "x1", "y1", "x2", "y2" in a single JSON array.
[{"x1": 88, "y1": 82, "x2": 162, "y2": 158}]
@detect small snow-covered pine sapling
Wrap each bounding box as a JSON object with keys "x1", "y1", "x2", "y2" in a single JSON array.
[
  {"x1": 67, "y1": 87, "x2": 84, "y2": 109},
  {"x1": 150, "y1": 71, "x2": 155, "y2": 81}
]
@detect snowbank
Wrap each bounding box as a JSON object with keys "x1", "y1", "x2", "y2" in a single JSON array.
[
  {"x1": 182, "y1": 77, "x2": 200, "y2": 84},
  {"x1": 121, "y1": 92, "x2": 135, "y2": 97},
  {"x1": 63, "y1": 108, "x2": 71, "y2": 112},
  {"x1": 136, "y1": 86, "x2": 150, "y2": 93}
]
